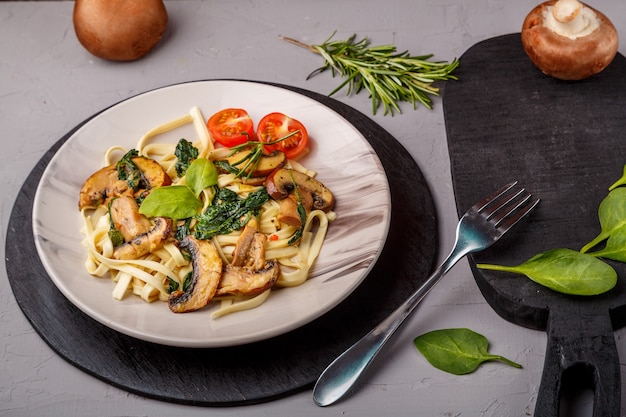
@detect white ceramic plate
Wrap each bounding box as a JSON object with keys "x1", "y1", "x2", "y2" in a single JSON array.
[{"x1": 32, "y1": 80, "x2": 391, "y2": 348}]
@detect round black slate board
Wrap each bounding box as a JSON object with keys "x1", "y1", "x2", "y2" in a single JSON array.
[
  {"x1": 5, "y1": 81, "x2": 437, "y2": 406},
  {"x1": 443, "y1": 34, "x2": 626, "y2": 416}
]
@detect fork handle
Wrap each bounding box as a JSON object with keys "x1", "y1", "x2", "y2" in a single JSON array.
[{"x1": 312, "y1": 243, "x2": 471, "y2": 406}]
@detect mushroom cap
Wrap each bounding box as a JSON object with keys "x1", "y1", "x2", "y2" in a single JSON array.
[
  {"x1": 78, "y1": 156, "x2": 171, "y2": 210},
  {"x1": 521, "y1": 0, "x2": 619, "y2": 80},
  {"x1": 169, "y1": 236, "x2": 222, "y2": 313},
  {"x1": 265, "y1": 168, "x2": 335, "y2": 212},
  {"x1": 73, "y1": 0, "x2": 168, "y2": 62},
  {"x1": 112, "y1": 217, "x2": 173, "y2": 260}
]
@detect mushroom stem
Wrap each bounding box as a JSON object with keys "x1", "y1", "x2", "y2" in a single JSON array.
[
  {"x1": 545, "y1": 0, "x2": 600, "y2": 39},
  {"x1": 552, "y1": 0, "x2": 581, "y2": 23}
]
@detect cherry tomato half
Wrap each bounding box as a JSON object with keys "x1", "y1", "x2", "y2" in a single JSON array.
[
  {"x1": 207, "y1": 108, "x2": 255, "y2": 147},
  {"x1": 257, "y1": 112, "x2": 309, "y2": 160}
]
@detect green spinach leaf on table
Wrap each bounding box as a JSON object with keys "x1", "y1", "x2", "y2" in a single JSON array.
[
  {"x1": 414, "y1": 328, "x2": 522, "y2": 375},
  {"x1": 580, "y1": 187, "x2": 626, "y2": 255},
  {"x1": 478, "y1": 248, "x2": 617, "y2": 296}
]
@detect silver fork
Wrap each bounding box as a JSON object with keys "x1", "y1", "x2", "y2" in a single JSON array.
[{"x1": 313, "y1": 181, "x2": 540, "y2": 407}]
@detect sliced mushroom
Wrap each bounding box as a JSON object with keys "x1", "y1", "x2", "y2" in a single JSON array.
[
  {"x1": 231, "y1": 218, "x2": 267, "y2": 270},
  {"x1": 215, "y1": 218, "x2": 280, "y2": 296},
  {"x1": 169, "y1": 236, "x2": 222, "y2": 313},
  {"x1": 109, "y1": 196, "x2": 152, "y2": 241},
  {"x1": 265, "y1": 168, "x2": 334, "y2": 211},
  {"x1": 112, "y1": 216, "x2": 173, "y2": 260},
  {"x1": 265, "y1": 168, "x2": 334, "y2": 228},
  {"x1": 215, "y1": 261, "x2": 280, "y2": 297},
  {"x1": 132, "y1": 156, "x2": 173, "y2": 199},
  {"x1": 217, "y1": 149, "x2": 286, "y2": 178},
  {"x1": 78, "y1": 164, "x2": 128, "y2": 210},
  {"x1": 78, "y1": 156, "x2": 172, "y2": 210},
  {"x1": 276, "y1": 192, "x2": 314, "y2": 227}
]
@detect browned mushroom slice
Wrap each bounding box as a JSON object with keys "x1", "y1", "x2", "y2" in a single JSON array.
[
  {"x1": 215, "y1": 217, "x2": 281, "y2": 296},
  {"x1": 231, "y1": 218, "x2": 267, "y2": 270},
  {"x1": 218, "y1": 149, "x2": 286, "y2": 178},
  {"x1": 131, "y1": 156, "x2": 173, "y2": 199},
  {"x1": 112, "y1": 217, "x2": 173, "y2": 260},
  {"x1": 169, "y1": 236, "x2": 222, "y2": 313},
  {"x1": 215, "y1": 261, "x2": 280, "y2": 297},
  {"x1": 78, "y1": 156, "x2": 172, "y2": 210},
  {"x1": 276, "y1": 193, "x2": 313, "y2": 228},
  {"x1": 265, "y1": 168, "x2": 334, "y2": 211},
  {"x1": 265, "y1": 168, "x2": 333, "y2": 228},
  {"x1": 109, "y1": 196, "x2": 152, "y2": 241},
  {"x1": 78, "y1": 164, "x2": 129, "y2": 210}
]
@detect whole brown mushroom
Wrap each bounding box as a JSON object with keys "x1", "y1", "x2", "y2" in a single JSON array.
[
  {"x1": 521, "y1": 0, "x2": 618, "y2": 80},
  {"x1": 73, "y1": 0, "x2": 168, "y2": 62}
]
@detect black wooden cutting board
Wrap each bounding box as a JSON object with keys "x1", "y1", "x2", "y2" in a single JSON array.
[
  {"x1": 5, "y1": 81, "x2": 437, "y2": 406},
  {"x1": 443, "y1": 33, "x2": 626, "y2": 416}
]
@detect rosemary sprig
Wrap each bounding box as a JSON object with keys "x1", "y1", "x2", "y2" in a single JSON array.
[{"x1": 281, "y1": 33, "x2": 459, "y2": 116}]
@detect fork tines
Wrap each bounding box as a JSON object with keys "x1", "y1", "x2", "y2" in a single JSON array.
[{"x1": 475, "y1": 181, "x2": 540, "y2": 231}]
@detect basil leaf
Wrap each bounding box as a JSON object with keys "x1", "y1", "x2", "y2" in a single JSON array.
[
  {"x1": 580, "y1": 187, "x2": 626, "y2": 253},
  {"x1": 185, "y1": 158, "x2": 218, "y2": 197},
  {"x1": 139, "y1": 186, "x2": 202, "y2": 219},
  {"x1": 478, "y1": 248, "x2": 616, "y2": 296},
  {"x1": 414, "y1": 328, "x2": 521, "y2": 375}
]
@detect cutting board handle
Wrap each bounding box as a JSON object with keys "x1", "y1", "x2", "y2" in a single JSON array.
[{"x1": 535, "y1": 310, "x2": 620, "y2": 416}]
